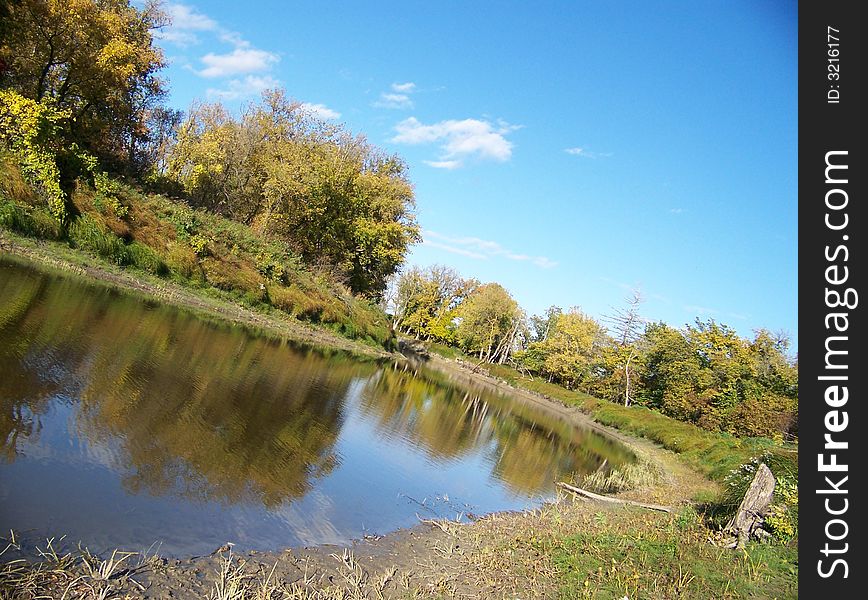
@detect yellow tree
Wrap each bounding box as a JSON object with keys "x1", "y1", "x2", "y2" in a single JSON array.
[
  {"x1": 166, "y1": 90, "x2": 419, "y2": 296},
  {"x1": 540, "y1": 308, "x2": 607, "y2": 389},
  {"x1": 0, "y1": 0, "x2": 167, "y2": 166},
  {"x1": 456, "y1": 283, "x2": 521, "y2": 362}
]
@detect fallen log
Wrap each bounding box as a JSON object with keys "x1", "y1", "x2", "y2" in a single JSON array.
[
  {"x1": 725, "y1": 462, "x2": 775, "y2": 548},
  {"x1": 556, "y1": 481, "x2": 672, "y2": 513}
]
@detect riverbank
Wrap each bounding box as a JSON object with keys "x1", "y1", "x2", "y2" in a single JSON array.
[
  {"x1": 0, "y1": 230, "x2": 391, "y2": 361},
  {"x1": 0, "y1": 240, "x2": 797, "y2": 598}
]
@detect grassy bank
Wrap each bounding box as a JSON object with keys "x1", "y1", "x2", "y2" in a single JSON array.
[
  {"x1": 0, "y1": 155, "x2": 394, "y2": 350},
  {"x1": 422, "y1": 345, "x2": 799, "y2": 598}
]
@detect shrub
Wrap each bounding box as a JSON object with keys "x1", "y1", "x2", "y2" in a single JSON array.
[
  {"x1": 67, "y1": 214, "x2": 129, "y2": 265},
  {"x1": 255, "y1": 251, "x2": 288, "y2": 283},
  {"x1": 189, "y1": 233, "x2": 209, "y2": 256},
  {"x1": 0, "y1": 198, "x2": 62, "y2": 239},
  {"x1": 0, "y1": 90, "x2": 69, "y2": 222},
  {"x1": 165, "y1": 243, "x2": 200, "y2": 279},
  {"x1": 92, "y1": 171, "x2": 129, "y2": 218},
  {"x1": 764, "y1": 476, "x2": 798, "y2": 542},
  {"x1": 127, "y1": 242, "x2": 169, "y2": 276}
]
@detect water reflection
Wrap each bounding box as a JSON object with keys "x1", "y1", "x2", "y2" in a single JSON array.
[
  {"x1": 358, "y1": 367, "x2": 630, "y2": 495},
  {"x1": 0, "y1": 257, "x2": 633, "y2": 555}
]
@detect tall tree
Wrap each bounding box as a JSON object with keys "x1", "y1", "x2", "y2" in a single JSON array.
[
  {"x1": 0, "y1": 0, "x2": 168, "y2": 168},
  {"x1": 167, "y1": 90, "x2": 420, "y2": 297},
  {"x1": 456, "y1": 283, "x2": 521, "y2": 362}
]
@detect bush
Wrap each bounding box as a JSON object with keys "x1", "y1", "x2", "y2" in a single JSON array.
[
  {"x1": 92, "y1": 171, "x2": 129, "y2": 218},
  {"x1": 0, "y1": 198, "x2": 62, "y2": 239},
  {"x1": 67, "y1": 214, "x2": 129, "y2": 265},
  {"x1": 0, "y1": 91, "x2": 70, "y2": 222},
  {"x1": 127, "y1": 242, "x2": 168, "y2": 276},
  {"x1": 165, "y1": 243, "x2": 201, "y2": 280},
  {"x1": 255, "y1": 251, "x2": 289, "y2": 283},
  {"x1": 764, "y1": 476, "x2": 798, "y2": 541}
]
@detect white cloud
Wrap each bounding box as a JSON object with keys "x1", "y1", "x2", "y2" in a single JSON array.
[
  {"x1": 372, "y1": 81, "x2": 419, "y2": 109},
  {"x1": 423, "y1": 160, "x2": 462, "y2": 170},
  {"x1": 157, "y1": 3, "x2": 281, "y2": 87},
  {"x1": 423, "y1": 240, "x2": 488, "y2": 260},
  {"x1": 301, "y1": 102, "x2": 341, "y2": 120},
  {"x1": 167, "y1": 3, "x2": 218, "y2": 31},
  {"x1": 533, "y1": 257, "x2": 558, "y2": 269},
  {"x1": 153, "y1": 29, "x2": 199, "y2": 46},
  {"x1": 683, "y1": 304, "x2": 719, "y2": 316},
  {"x1": 154, "y1": 2, "x2": 219, "y2": 46},
  {"x1": 393, "y1": 117, "x2": 518, "y2": 167},
  {"x1": 668, "y1": 208, "x2": 684, "y2": 214},
  {"x1": 207, "y1": 75, "x2": 280, "y2": 100},
  {"x1": 564, "y1": 146, "x2": 612, "y2": 159},
  {"x1": 374, "y1": 93, "x2": 413, "y2": 110},
  {"x1": 197, "y1": 47, "x2": 279, "y2": 78},
  {"x1": 424, "y1": 230, "x2": 556, "y2": 269}
]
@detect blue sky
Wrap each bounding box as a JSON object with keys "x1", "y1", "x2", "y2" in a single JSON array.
[{"x1": 151, "y1": 0, "x2": 798, "y2": 350}]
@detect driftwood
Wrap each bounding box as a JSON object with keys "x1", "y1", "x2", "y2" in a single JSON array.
[
  {"x1": 725, "y1": 462, "x2": 776, "y2": 548},
  {"x1": 556, "y1": 482, "x2": 672, "y2": 513}
]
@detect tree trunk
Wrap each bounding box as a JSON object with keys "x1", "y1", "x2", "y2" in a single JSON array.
[
  {"x1": 556, "y1": 482, "x2": 672, "y2": 513},
  {"x1": 624, "y1": 352, "x2": 633, "y2": 407},
  {"x1": 725, "y1": 463, "x2": 776, "y2": 548}
]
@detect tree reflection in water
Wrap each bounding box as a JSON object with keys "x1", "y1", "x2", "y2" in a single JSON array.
[{"x1": 0, "y1": 257, "x2": 636, "y2": 554}]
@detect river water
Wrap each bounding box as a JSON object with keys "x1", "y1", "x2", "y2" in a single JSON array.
[{"x1": 0, "y1": 256, "x2": 633, "y2": 556}]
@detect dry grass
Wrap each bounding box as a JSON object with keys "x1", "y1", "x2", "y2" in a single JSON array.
[
  {"x1": 579, "y1": 453, "x2": 665, "y2": 495},
  {"x1": 0, "y1": 534, "x2": 161, "y2": 600}
]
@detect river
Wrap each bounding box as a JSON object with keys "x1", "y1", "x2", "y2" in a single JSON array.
[{"x1": 0, "y1": 256, "x2": 633, "y2": 556}]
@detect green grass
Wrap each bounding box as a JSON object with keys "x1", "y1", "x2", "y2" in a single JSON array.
[
  {"x1": 67, "y1": 213, "x2": 130, "y2": 265},
  {"x1": 0, "y1": 197, "x2": 62, "y2": 240},
  {"x1": 126, "y1": 241, "x2": 169, "y2": 276},
  {"x1": 543, "y1": 510, "x2": 797, "y2": 599}
]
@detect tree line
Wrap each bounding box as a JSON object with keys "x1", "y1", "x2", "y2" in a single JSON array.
[{"x1": 384, "y1": 266, "x2": 798, "y2": 440}]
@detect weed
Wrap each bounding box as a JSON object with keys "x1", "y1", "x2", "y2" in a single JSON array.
[
  {"x1": 67, "y1": 214, "x2": 129, "y2": 265},
  {"x1": 0, "y1": 198, "x2": 61, "y2": 239},
  {"x1": 580, "y1": 456, "x2": 663, "y2": 494},
  {"x1": 127, "y1": 241, "x2": 169, "y2": 276}
]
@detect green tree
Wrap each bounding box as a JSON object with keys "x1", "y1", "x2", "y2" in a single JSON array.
[
  {"x1": 455, "y1": 283, "x2": 522, "y2": 362},
  {"x1": 539, "y1": 308, "x2": 607, "y2": 389},
  {"x1": 166, "y1": 90, "x2": 420, "y2": 297},
  {"x1": 637, "y1": 319, "x2": 798, "y2": 438}
]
